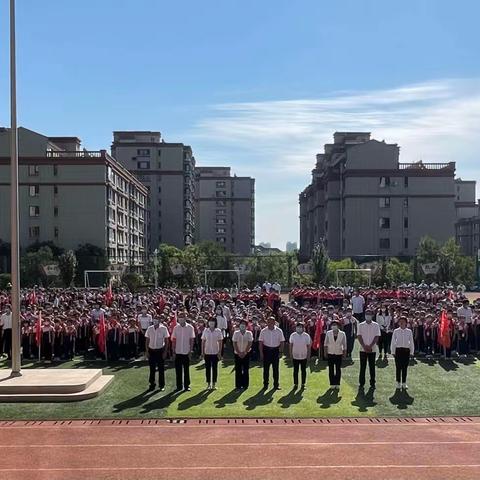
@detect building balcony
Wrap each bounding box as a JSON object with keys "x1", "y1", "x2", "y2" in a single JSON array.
[
  {"x1": 46, "y1": 150, "x2": 106, "y2": 159},
  {"x1": 398, "y1": 161, "x2": 455, "y2": 171}
]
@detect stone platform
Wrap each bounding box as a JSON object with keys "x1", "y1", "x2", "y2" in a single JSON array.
[{"x1": 0, "y1": 368, "x2": 113, "y2": 402}]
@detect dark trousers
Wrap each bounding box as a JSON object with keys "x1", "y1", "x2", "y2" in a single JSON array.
[
  {"x1": 359, "y1": 351, "x2": 376, "y2": 387},
  {"x1": 3, "y1": 329, "x2": 12, "y2": 359},
  {"x1": 379, "y1": 330, "x2": 389, "y2": 355},
  {"x1": 292, "y1": 358, "x2": 307, "y2": 386},
  {"x1": 175, "y1": 354, "x2": 190, "y2": 389},
  {"x1": 204, "y1": 354, "x2": 219, "y2": 383},
  {"x1": 328, "y1": 354, "x2": 342, "y2": 385},
  {"x1": 234, "y1": 353, "x2": 250, "y2": 388},
  {"x1": 148, "y1": 348, "x2": 165, "y2": 388},
  {"x1": 343, "y1": 324, "x2": 355, "y2": 355},
  {"x1": 263, "y1": 346, "x2": 280, "y2": 388},
  {"x1": 394, "y1": 347, "x2": 410, "y2": 383},
  {"x1": 353, "y1": 312, "x2": 364, "y2": 323}
]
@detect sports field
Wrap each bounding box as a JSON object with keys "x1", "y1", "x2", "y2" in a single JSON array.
[{"x1": 1, "y1": 353, "x2": 479, "y2": 419}]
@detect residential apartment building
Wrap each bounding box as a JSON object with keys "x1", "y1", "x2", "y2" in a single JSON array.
[
  {"x1": 0, "y1": 127, "x2": 147, "y2": 270},
  {"x1": 111, "y1": 131, "x2": 195, "y2": 251},
  {"x1": 299, "y1": 132, "x2": 468, "y2": 261},
  {"x1": 195, "y1": 167, "x2": 255, "y2": 254},
  {"x1": 456, "y1": 216, "x2": 480, "y2": 257}
]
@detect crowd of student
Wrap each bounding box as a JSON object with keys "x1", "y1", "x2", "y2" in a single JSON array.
[{"x1": 0, "y1": 284, "x2": 478, "y2": 392}]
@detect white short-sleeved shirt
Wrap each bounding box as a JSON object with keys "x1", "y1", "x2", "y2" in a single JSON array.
[
  {"x1": 357, "y1": 321, "x2": 381, "y2": 353},
  {"x1": 351, "y1": 295, "x2": 365, "y2": 314},
  {"x1": 171, "y1": 323, "x2": 195, "y2": 355},
  {"x1": 201, "y1": 328, "x2": 223, "y2": 355},
  {"x1": 145, "y1": 324, "x2": 170, "y2": 350},
  {"x1": 259, "y1": 326, "x2": 285, "y2": 348},
  {"x1": 232, "y1": 330, "x2": 253, "y2": 353},
  {"x1": 457, "y1": 307, "x2": 473, "y2": 324},
  {"x1": 0, "y1": 312, "x2": 12, "y2": 329},
  {"x1": 138, "y1": 314, "x2": 153, "y2": 330},
  {"x1": 289, "y1": 332, "x2": 311, "y2": 360}
]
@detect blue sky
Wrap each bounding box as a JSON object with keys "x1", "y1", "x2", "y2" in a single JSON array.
[{"x1": 0, "y1": 0, "x2": 479, "y2": 249}]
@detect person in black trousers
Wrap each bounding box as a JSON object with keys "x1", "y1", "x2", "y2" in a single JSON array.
[
  {"x1": 324, "y1": 320, "x2": 347, "y2": 389},
  {"x1": 232, "y1": 319, "x2": 253, "y2": 389},
  {"x1": 171, "y1": 313, "x2": 196, "y2": 392},
  {"x1": 390, "y1": 316, "x2": 414, "y2": 390},
  {"x1": 259, "y1": 317, "x2": 285, "y2": 390},
  {"x1": 145, "y1": 319, "x2": 170, "y2": 391},
  {"x1": 357, "y1": 309, "x2": 381, "y2": 389}
]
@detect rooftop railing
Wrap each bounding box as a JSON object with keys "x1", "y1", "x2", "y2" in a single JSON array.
[
  {"x1": 46, "y1": 150, "x2": 106, "y2": 158},
  {"x1": 398, "y1": 161, "x2": 455, "y2": 170}
]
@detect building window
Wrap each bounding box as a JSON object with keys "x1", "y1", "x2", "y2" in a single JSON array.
[
  {"x1": 342, "y1": 238, "x2": 346, "y2": 251},
  {"x1": 28, "y1": 165, "x2": 39, "y2": 176},
  {"x1": 404, "y1": 176, "x2": 409, "y2": 188},
  {"x1": 404, "y1": 238, "x2": 409, "y2": 249},
  {"x1": 54, "y1": 185, "x2": 58, "y2": 195},
  {"x1": 325, "y1": 220, "x2": 328, "y2": 231},
  {"x1": 379, "y1": 176, "x2": 390, "y2": 187},
  {"x1": 54, "y1": 206, "x2": 58, "y2": 217},
  {"x1": 403, "y1": 198, "x2": 409, "y2": 208},
  {"x1": 342, "y1": 218, "x2": 346, "y2": 231},
  {"x1": 379, "y1": 217, "x2": 390, "y2": 229},
  {"x1": 137, "y1": 161, "x2": 150, "y2": 169},
  {"x1": 157, "y1": 161, "x2": 161, "y2": 169},
  {"x1": 137, "y1": 149, "x2": 150, "y2": 156},
  {"x1": 158, "y1": 150, "x2": 162, "y2": 157},
  {"x1": 379, "y1": 238, "x2": 390, "y2": 249},
  {"x1": 379, "y1": 197, "x2": 390, "y2": 208},
  {"x1": 216, "y1": 237, "x2": 226, "y2": 243},
  {"x1": 216, "y1": 181, "x2": 226, "y2": 188},
  {"x1": 216, "y1": 228, "x2": 226, "y2": 234},
  {"x1": 216, "y1": 218, "x2": 226, "y2": 224},
  {"x1": 29, "y1": 206, "x2": 40, "y2": 217},
  {"x1": 216, "y1": 190, "x2": 227, "y2": 197},
  {"x1": 29, "y1": 226, "x2": 40, "y2": 238},
  {"x1": 216, "y1": 209, "x2": 226, "y2": 215},
  {"x1": 404, "y1": 217, "x2": 409, "y2": 229},
  {"x1": 54, "y1": 227, "x2": 59, "y2": 238},
  {"x1": 29, "y1": 185, "x2": 39, "y2": 197},
  {"x1": 216, "y1": 200, "x2": 226, "y2": 207},
  {"x1": 53, "y1": 165, "x2": 58, "y2": 176}
]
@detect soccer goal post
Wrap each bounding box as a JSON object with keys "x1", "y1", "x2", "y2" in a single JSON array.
[
  {"x1": 204, "y1": 269, "x2": 241, "y2": 288},
  {"x1": 84, "y1": 270, "x2": 123, "y2": 288},
  {"x1": 335, "y1": 268, "x2": 372, "y2": 287}
]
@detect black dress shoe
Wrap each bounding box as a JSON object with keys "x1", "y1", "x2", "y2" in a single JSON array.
[{"x1": 148, "y1": 384, "x2": 155, "y2": 391}]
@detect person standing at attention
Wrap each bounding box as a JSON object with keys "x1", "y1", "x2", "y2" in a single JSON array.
[
  {"x1": 201, "y1": 317, "x2": 223, "y2": 390},
  {"x1": 357, "y1": 308, "x2": 380, "y2": 389},
  {"x1": 145, "y1": 318, "x2": 170, "y2": 391},
  {"x1": 288, "y1": 322, "x2": 311, "y2": 389},
  {"x1": 351, "y1": 289, "x2": 365, "y2": 323},
  {"x1": 171, "y1": 311, "x2": 195, "y2": 392},
  {"x1": 232, "y1": 319, "x2": 253, "y2": 390},
  {"x1": 324, "y1": 319, "x2": 347, "y2": 389},
  {"x1": 259, "y1": 316, "x2": 285, "y2": 390},
  {"x1": 390, "y1": 315, "x2": 414, "y2": 390}
]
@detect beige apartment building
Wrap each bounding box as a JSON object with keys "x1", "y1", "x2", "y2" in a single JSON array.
[
  {"x1": 111, "y1": 131, "x2": 195, "y2": 251},
  {"x1": 195, "y1": 167, "x2": 255, "y2": 254},
  {"x1": 0, "y1": 127, "x2": 147, "y2": 270},
  {"x1": 299, "y1": 132, "x2": 476, "y2": 261}
]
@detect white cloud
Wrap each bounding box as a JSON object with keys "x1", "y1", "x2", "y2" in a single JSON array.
[{"x1": 189, "y1": 78, "x2": 480, "y2": 249}]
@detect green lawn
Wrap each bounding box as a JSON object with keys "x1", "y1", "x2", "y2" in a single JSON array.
[{"x1": 0, "y1": 353, "x2": 479, "y2": 420}]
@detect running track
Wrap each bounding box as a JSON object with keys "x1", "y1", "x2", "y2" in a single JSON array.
[{"x1": 1, "y1": 417, "x2": 480, "y2": 480}]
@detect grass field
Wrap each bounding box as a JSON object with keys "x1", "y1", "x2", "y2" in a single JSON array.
[{"x1": 1, "y1": 349, "x2": 479, "y2": 420}]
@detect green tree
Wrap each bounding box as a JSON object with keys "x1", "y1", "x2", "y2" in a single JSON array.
[
  {"x1": 20, "y1": 246, "x2": 55, "y2": 287},
  {"x1": 26, "y1": 241, "x2": 64, "y2": 257},
  {"x1": 416, "y1": 236, "x2": 440, "y2": 265},
  {"x1": 58, "y1": 250, "x2": 78, "y2": 287},
  {"x1": 156, "y1": 244, "x2": 183, "y2": 286},
  {"x1": 385, "y1": 258, "x2": 413, "y2": 286},
  {"x1": 327, "y1": 258, "x2": 358, "y2": 285},
  {"x1": 438, "y1": 238, "x2": 461, "y2": 283},
  {"x1": 122, "y1": 272, "x2": 144, "y2": 292},
  {"x1": 453, "y1": 255, "x2": 475, "y2": 286},
  {"x1": 0, "y1": 273, "x2": 11, "y2": 289},
  {"x1": 311, "y1": 241, "x2": 329, "y2": 285},
  {"x1": 75, "y1": 244, "x2": 108, "y2": 282}
]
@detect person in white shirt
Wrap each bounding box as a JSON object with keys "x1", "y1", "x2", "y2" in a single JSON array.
[
  {"x1": 324, "y1": 320, "x2": 347, "y2": 389},
  {"x1": 232, "y1": 319, "x2": 253, "y2": 389},
  {"x1": 201, "y1": 318, "x2": 223, "y2": 390},
  {"x1": 171, "y1": 312, "x2": 196, "y2": 392},
  {"x1": 351, "y1": 290, "x2": 365, "y2": 322},
  {"x1": 457, "y1": 299, "x2": 474, "y2": 351},
  {"x1": 375, "y1": 306, "x2": 392, "y2": 360},
  {"x1": 390, "y1": 316, "x2": 414, "y2": 390},
  {"x1": 145, "y1": 319, "x2": 170, "y2": 391},
  {"x1": 289, "y1": 322, "x2": 311, "y2": 389},
  {"x1": 137, "y1": 307, "x2": 153, "y2": 354},
  {"x1": 215, "y1": 306, "x2": 228, "y2": 355},
  {"x1": 0, "y1": 304, "x2": 12, "y2": 360},
  {"x1": 357, "y1": 308, "x2": 381, "y2": 389},
  {"x1": 259, "y1": 317, "x2": 285, "y2": 390}
]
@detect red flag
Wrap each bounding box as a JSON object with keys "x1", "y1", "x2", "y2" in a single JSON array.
[
  {"x1": 438, "y1": 310, "x2": 451, "y2": 349},
  {"x1": 98, "y1": 313, "x2": 106, "y2": 353},
  {"x1": 35, "y1": 311, "x2": 42, "y2": 346},
  {"x1": 104, "y1": 283, "x2": 113, "y2": 307},
  {"x1": 158, "y1": 295, "x2": 166, "y2": 313},
  {"x1": 312, "y1": 314, "x2": 324, "y2": 350}
]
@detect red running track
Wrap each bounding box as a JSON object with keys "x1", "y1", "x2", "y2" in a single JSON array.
[{"x1": 1, "y1": 418, "x2": 480, "y2": 480}]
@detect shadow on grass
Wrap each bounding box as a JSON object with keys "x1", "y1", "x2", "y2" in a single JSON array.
[
  {"x1": 389, "y1": 389, "x2": 414, "y2": 410},
  {"x1": 317, "y1": 388, "x2": 341, "y2": 409},
  {"x1": 140, "y1": 390, "x2": 184, "y2": 413},
  {"x1": 438, "y1": 358, "x2": 459, "y2": 371},
  {"x1": 214, "y1": 388, "x2": 244, "y2": 408},
  {"x1": 176, "y1": 389, "x2": 214, "y2": 411},
  {"x1": 375, "y1": 357, "x2": 389, "y2": 369},
  {"x1": 309, "y1": 360, "x2": 328, "y2": 372},
  {"x1": 112, "y1": 388, "x2": 157, "y2": 413},
  {"x1": 278, "y1": 386, "x2": 304, "y2": 408},
  {"x1": 351, "y1": 386, "x2": 377, "y2": 412},
  {"x1": 243, "y1": 388, "x2": 275, "y2": 411}
]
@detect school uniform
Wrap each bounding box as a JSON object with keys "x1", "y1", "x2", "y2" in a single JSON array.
[
  {"x1": 390, "y1": 327, "x2": 414, "y2": 385},
  {"x1": 201, "y1": 328, "x2": 223, "y2": 385},
  {"x1": 145, "y1": 324, "x2": 169, "y2": 389},
  {"x1": 289, "y1": 331, "x2": 311, "y2": 387},
  {"x1": 232, "y1": 329, "x2": 253, "y2": 389},
  {"x1": 172, "y1": 323, "x2": 195, "y2": 390},
  {"x1": 324, "y1": 329, "x2": 346, "y2": 387},
  {"x1": 357, "y1": 321, "x2": 381, "y2": 388},
  {"x1": 259, "y1": 326, "x2": 285, "y2": 389}
]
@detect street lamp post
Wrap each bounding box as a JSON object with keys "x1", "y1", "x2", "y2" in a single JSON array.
[{"x1": 10, "y1": 0, "x2": 21, "y2": 376}]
